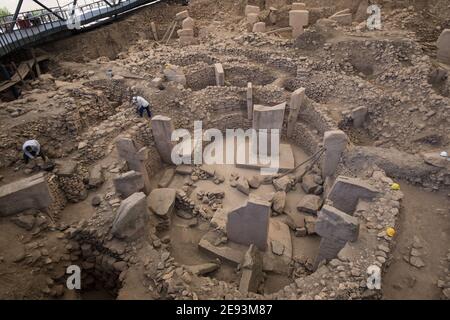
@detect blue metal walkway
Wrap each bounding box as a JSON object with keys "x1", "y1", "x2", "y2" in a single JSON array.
[{"x1": 0, "y1": 0, "x2": 162, "y2": 57}]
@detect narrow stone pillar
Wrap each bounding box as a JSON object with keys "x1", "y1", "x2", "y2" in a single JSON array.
[
  {"x1": 289, "y1": 10, "x2": 309, "y2": 38},
  {"x1": 321, "y1": 130, "x2": 348, "y2": 178},
  {"x1": 313, "y1": 205, "x2": 359, "y2": 269},
  {"x1": 115, "y1": 137, "x2": 151, "y2": 194},
  {"x1": 247, "y1": 82, "x2": 253, "y2": 120},
  {"x1": 214, "y1": 63, "x2": 225, "y2": 86},
  {"x1": 287, "y1": 87, "x2": 305, "y2": 138},
  {"x1": 151, "y1": 115, "x2": 175, "y2": 164}
]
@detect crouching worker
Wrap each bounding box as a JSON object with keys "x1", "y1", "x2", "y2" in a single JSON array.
[
  {"x1": 132, "y1": 96, "x2": 152, "y2": 118},
  {"x1": 23, "y1": 139, "x2": 47, "y2": 164}
]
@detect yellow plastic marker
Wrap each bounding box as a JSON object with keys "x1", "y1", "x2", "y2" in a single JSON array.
[
  {"x1": 390, "y1": 183, "x2": 400, "y2": 191},
  {"x1": 386, "y1": 227, "x2": 396, "y2": 237}
]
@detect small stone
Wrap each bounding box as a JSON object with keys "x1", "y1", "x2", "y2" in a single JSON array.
[{"x1": 271, "y1": 240, "x2": 284, "y2": 256}]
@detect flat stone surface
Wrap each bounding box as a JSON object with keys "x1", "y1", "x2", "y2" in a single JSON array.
[
  {"x1": 147, "y1": 188, "x2": 176, "y2": 218},
  {"x1": 112, "y1": 192, "x2": 149, "y2": 240},
  {"x1": 235, "y1": 143, "x2": 295, "y2": 173},
  {"x1": 56, "y1": 160, "x2": 78, "y2": 176}
]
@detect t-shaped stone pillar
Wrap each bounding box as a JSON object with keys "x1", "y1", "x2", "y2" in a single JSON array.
[
  {"x1": 313, "y1": 205, "x2": 359, "y2": 269},
  {"x1": 151, "y1": 115, "x2": 175, "y2": 164},
  {"x1": 287, "y1": 87, "x2": 305, "y2": 138},
  {"x1": 321, "y1": 130, "x2": 348, "y2": 178},
  {"x1": 253, "y1": 102, "x2": 286, "y2": 156},
  {"x1": 289, "y1": 9, "x2": 309, "y2": 38},
  {"x1": 227, "y1": 198, "x2": 271, "y2": 251},
  {"x1": 115, "y1": 137, "x2": 151, "y2": 194}
]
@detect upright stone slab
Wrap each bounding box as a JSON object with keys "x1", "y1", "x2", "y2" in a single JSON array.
[
  {"x1": 287, "y1": 87, "x2": 305, "y2": 138},
  {"x1": 252, "y1": 22, "x2": 266, "y2": 33},
  {"x1": 247, "y1": 82, "x2": 253, "y2": 120},
  {"x1": 327, "y1": 176, "x2": 379, "y2": 214},
  {"x1": 151, "y1": 115, "x2": 175, "y2": 164},
  {"x1": 182, "y1": 17, "x2": 195, "y2": 30},
  {"x1": 314, "y1": 205, "x2": 359, "y2": 269},
  {"x1": 253, "y1": 103, "x2": 286, "y2": 130},
  {"x1": 253, "y1": 103, "x2": 286, "y2": 157},
  {"x1": 112, "y1": 192, "x2": 150, "y2": 240},
  {"x1": 350, "y1": 106, "x2": 367, "y2": 128},
  {"x1": 0, "y1": 173, "x2": 52, "y2": 216},
  {"x1": 239, "y1": 244, "x2": 263, "y2": 294},
  {"x1": 214, "y1": 63, "x2": 225, "y2": 86},
  {"x1": 246, "y1": 13, "x2": 259, "y2": 32},
  {"x1": 113, "y1": 171, "x2": 145, "y2": 198},
  {"x1": 289, "y1": 10, "x2": 309, "y2": 38},
  {"x1": 115, "y1": 136, "x2": 151, "y2": 193},
  {"x1": 226, "y1": 198, "x2": 271, "y2": 251},
  {"x1": 437, "y1": 29, "x2": 450, "y2": 65},
  {"x1": 321, "y1": 130, "x2": 348, "y2": 178}
]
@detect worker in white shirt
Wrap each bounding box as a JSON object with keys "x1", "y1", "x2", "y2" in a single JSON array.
[
  {"x1": 22, "y1": 139, "x2": 47, "y2": 164},
  {"x1": 132, "y1": 96, "x2": 152, "y2": 118}
]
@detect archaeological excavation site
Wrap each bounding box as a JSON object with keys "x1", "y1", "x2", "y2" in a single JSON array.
[{"x1": 0, "y1": 0, "x2": 449, "y2": 302}]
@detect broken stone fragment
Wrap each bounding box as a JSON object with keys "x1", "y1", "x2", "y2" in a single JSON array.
[
  {"x1": 88, "y1": 164, "x2": 105, "y2": 188},
  {"x1": 248, "y1": 175, "x2": 262, "y2": 189},
  {"x1": 236, "y1": 177, "x2": 250, "y2": 195},
  {"x1": 273, "y1": 175, "x2": 292, "y2": 192},
  {"x1": 272, "y1": 191, "x2": 286, "y2": 214},
  {"x1": 304, "y1": 216, "x2": 317, "y2": 235},
  {"x1": 185, "y1": 263, "x2": 219, "y2": 276},
  {"x1": 11, "y1": 213, "x2": 36, "y2": 231},
  {"x1": 297, "y1": 194, "x2": 322, "y2": 215},
  {"x1": 147, "y1": 188, "x2": 176, "y2": 218},
  {"x1": 301, "y1": 174, "x2": 323, "y2": 194},
  {"x1": 271, "y1": 240, "x2": 285, "y2": 256}
]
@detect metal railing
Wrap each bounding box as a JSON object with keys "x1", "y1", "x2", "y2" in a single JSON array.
[{"x1": 0, "y1": 0, "x2": 160, "y2": 57}]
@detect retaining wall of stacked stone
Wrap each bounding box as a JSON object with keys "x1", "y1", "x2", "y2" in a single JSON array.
[{"x1": 46, "y1": 174, "x2": 67, "y2": 220}]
